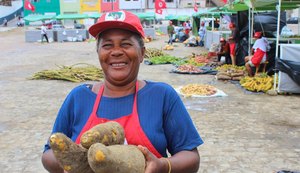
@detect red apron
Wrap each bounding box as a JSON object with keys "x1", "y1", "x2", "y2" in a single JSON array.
[{"x1": 75, "y1": 82, "x2": 162, "y2": 158}]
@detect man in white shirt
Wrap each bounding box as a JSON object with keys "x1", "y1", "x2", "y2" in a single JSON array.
[
  {"x1": 41, "y1": 24, "x2": 49, "y2": 43},
  {"x1": 244, "y1": 32, "x2": 269, "y2": 76}
]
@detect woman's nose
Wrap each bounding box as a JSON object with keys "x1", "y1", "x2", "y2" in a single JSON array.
[{"x1": 110, "y1": 46, "x2": 124, "y2": 56}]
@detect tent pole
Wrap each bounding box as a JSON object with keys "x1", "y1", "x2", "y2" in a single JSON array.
[
  {"x1": 298, "y1": 8, "x2": 300, "y2": 35},
  {"x1": 248, "y1": 8, "x2": 252, "y2": 55},
  {"x1": 273, "y1": 0, "x2": 281, "y2": 91}
]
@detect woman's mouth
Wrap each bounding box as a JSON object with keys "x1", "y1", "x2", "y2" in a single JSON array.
[{"x1": 111, "y1": 63, "x2": 127, "y2": 67}]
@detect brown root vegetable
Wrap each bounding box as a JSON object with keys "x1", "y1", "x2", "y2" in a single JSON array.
[
  {"x1": 80, "y1": 121, "x2": 125, "y2": 149},
  {"x1": 216, "y1": 74, "x2": 232, "y2": 80},
  {"x1": 232, "y1": 76, "x2": 243, "y2": 81},
  {"x1": 231, "y1": 71, "x2": 245, "y2": 77},
  {"x1": 88, "y1": 143, "x2": 145, "y2": 173},
  {"x1": 49, "y1": 133, "x2": 94, "y2": 173}
]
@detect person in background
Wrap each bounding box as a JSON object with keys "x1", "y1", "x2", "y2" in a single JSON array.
[
  {"x1": 244, "y1": 32, "x2": 268, "y2": 76},
  {"x1": 184, "y1": 31, "x2": 198, "y2": 47},
  {"x1": 198, "y1": 21, "x2": 206, "y2": 47},
  {"x1": 41, "y1": 24, "x2": 49, "y2": 43},
  {"x1": 3, "y1": 18, "x2": 8, "y2": 27},
  {"x1": 183, "y1": 20, "x2": 191, "y2": 38},
  {"x1": 167, "y1": 20, "x2": 175, "y2": 45},
  {"x1": 41, "y1": 10, "x2": 203, "y2": 173},
  {"x1": 228, "y1": 36, "x2": 236, "y2": 66},
  {"x1": 217, "y1": 37, "x2": 231, "y2": 64}
]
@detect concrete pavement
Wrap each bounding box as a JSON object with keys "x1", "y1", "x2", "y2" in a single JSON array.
[{"x1": 0, "y1": 27, "x2": 299, "y2": 173}]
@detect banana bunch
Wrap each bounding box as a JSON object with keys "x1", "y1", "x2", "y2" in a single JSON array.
[
  {"x1": 216, "y1": 64, "x2": 245, "y2": 71},
  {"x1": 240, "y1": 75, "x2": 273, "y2": 92}
]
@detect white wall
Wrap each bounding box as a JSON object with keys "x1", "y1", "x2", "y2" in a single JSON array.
[{"x1": 119, "y1": 0, "x2": 145, "y2": 10}]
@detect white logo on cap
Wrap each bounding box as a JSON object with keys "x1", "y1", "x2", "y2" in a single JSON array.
[{"x1": 105, "y1": 11, "x2": 126, "y2": 21}]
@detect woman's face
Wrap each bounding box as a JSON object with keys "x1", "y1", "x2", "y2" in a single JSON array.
[{"x1": 97, "y1": 29, "x2": 145, "y2": 86}]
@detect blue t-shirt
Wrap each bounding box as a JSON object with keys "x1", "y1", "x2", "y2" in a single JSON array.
[{"x1": 44, "y1": 81, "x2": 203, "y2": 157}]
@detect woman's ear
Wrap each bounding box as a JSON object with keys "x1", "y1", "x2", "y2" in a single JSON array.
[{"x1": 140, "y1": 46, "x2": 145, "y2": 63}]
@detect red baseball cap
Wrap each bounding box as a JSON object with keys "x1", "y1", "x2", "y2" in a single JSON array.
[
  {"x1": 89, "y1": 10, "x2": 145, "y2": 38},
  {"x1": 220, "y1": 37, "x2": 225, "y2": 42},
  {"x1": 229, "y1": 22, "x2": 235, "y2": 29},
  {"x1": 254, "y1": 32, "x2": 262, "y2": 38}
]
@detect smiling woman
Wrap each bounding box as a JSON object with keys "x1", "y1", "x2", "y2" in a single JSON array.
[{"x1": 41, "y1": 10, "x2": 203, "y2": 173}]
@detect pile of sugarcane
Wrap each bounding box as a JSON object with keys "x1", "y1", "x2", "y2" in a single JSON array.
[
  {"x1": 145, "y1": 48, "x2": 165, "y2": 59},
  {"x1": 30, "y1": 63, "x2": 104, "y2": 82}
]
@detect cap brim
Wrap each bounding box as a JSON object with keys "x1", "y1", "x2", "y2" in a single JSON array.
[{"x1": 89, "y1": 21, "x2": 144, "y2": 38}]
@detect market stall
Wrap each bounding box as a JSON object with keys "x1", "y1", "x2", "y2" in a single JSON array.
[
  {"x1": 192, "y1": 9, "x2": 236, "y2": 49},
  {"x1": 165, "y1": 14, "x2": 190, "y2": 26},
  {"x1": 224, "y1": 0, "x2": 300, "y2": 93}
]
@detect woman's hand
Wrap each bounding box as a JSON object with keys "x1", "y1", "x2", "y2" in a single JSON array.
[{"x1": 137, "y1": 145, "x2": 168, "y2": 173}]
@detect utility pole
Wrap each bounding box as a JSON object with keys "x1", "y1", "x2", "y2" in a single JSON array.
[{"x1": 111, "y1": 0, "x2": 114, "y2": 11}]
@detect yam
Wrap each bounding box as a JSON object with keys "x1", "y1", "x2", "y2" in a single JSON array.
[
  {"x1": 88, "y1": 143, "x2": 145, "y2": 173},
  {"x1": 232, "y1": 76, "x2": 243, "y2": 81},
  {"x1": 231, "y1": 71, "x2": 245, "y2": 77},
  {"x1": 80, "y1": 121, "x2": 125, "y2": 149},
  {"x1": 216, "y1": 74, "x2": 232, "y2": 80},
  {"x1": 49, "y1": 133, "x2": 94, "y2": 173}
]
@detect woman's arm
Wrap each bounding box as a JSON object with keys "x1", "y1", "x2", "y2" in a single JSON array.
[
  {"x1": 41, "y1": 149, "x2": 65, "y2": 173},
  {"x1": 138, "y1": 146, "x2": 200, "y2": 173}
]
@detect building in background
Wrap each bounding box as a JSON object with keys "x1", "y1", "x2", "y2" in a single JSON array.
[
  {"x1": 23, "y1": 0, "x2": 60, "y2": 17},
  {"x1": 80, "y1": 0, "x2": 100, "y2": 25},
  {"x1": 101, "y1": 0, "x2": 119, "y2": 12}
]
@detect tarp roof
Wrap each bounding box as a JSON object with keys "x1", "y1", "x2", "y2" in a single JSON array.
[
  {"x1": 56, "y1": 14, "x2": 89, "y2": 20},
  {"x1": 192, "y1": 7, "x2": 236, "y2": 18},
  {"x1": 88, "y1": 13, "x2": 102, "y2": 19},
  {"x1": 165, "y1": 14, "x2": 190, "y2": 21},
  {"x1": 134, "y1": 12, "x2": 156, "y2": 20},
  {"x1": 24, "y1": 14, "x2": 56, "y2": 22},
  {"x1": 226, "y1": 0, "x2": 300, "y2": 11}
]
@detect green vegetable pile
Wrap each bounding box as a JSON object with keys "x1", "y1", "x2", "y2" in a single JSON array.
[
  {"x1": 149, "y1": 55, "x2": 181, "y2": 65},
  {"x1": 30, "y1": 63, "x2": 104, "y2": 82}
]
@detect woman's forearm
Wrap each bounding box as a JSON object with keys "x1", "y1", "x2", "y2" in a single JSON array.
[{"x1": 168, "y1": 148, "x2": 200, "y2": 173}]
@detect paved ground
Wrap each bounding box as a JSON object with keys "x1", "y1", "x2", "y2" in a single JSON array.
[{"x1": 0, "y1": 27, "x2": 299, "y2": 173}]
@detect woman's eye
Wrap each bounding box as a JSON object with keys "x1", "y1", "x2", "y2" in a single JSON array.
[
  {"x1": 122, "y1": 43, "x2": 132, "y2": 47},
  {"x1": 102, "y1": 44, "x2": 112, "y2": 48}
]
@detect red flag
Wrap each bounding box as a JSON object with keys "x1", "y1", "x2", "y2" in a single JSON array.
[
  {"x1": 155, "y1": 8, "x2": 163, "y2": 15},
  {"x1": 155, "y1": 0, "x2": 166, "y2": 9},
  {"x1": 24, "y1": 0, "x2": 35, "y2": 12},
  {"x1": 155, "y1": 0, "x2": 166, "y2": 14},
  {"x1": 193, "y1": 2, "x2": 198, "y2": 12}
]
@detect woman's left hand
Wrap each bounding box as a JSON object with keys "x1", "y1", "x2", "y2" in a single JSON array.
[{"x1": 137, "y1": 145, "x2": 168, "y2": 173}]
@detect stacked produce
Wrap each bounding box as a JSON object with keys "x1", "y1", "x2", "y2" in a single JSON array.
[
  {"x1": 163, "y1": 44, "x2": 174, "y2": 50},
  {"x1": 148, "y1": 55, "x2": 180, "y2": 64},
  {"x1": 30, "y1": 63, "x2": 104, "y2": 82},
  {"x1": 144, "y1": 48, "x2": 180, "y2": 65},
  {"x1": 144, "y1": 36, "x2": 152, "y2": 43},
  {"x1": 145, "y1": 48, "x2": 165, "y2": 59},
  {"x1": 175, "y1": 53, "x2": 212, "y2": 67},
  {"x1": 204, "y1": 61, "x2": 223, "y2": 69},
  {"x1": 180, "y1": 84, "x2": 217, "y2": 97},
  {"x1": 240, "y1": 73, "x2": 274, "y2": 92},
  {"x1": 216, "y1": 65, "x2": 246, "y2": 81},
  {"x1": 50, "y1": 121, "x2": 146, "y2": 173},
  {"x1": 175, "y1": 64, "x2": 204, "y2": 73}
]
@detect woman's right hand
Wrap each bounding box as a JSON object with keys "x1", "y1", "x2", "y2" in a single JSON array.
[{"x1": 137, "y1": 145, "x2": 169, "y2": 173}]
